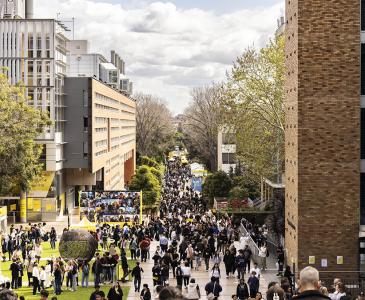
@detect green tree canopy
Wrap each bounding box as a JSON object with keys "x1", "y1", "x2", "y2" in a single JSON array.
[
  {"x1": 129, "y1": 165, "x2": 161, "y2": 205},
  {"x1": 0, "y1": 73, "x2": 51, "y2": 195},
  {"x1": 202, "y1": 171, "x2": 232, "y2": 202},
  {"x1": 223, "y1": 36, "x2": 285, "y2": 180}
]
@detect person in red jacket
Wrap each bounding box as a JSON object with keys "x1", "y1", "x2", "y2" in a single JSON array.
[{"x1": 139, "y1": 237, "x2": 151, "y2": 262}]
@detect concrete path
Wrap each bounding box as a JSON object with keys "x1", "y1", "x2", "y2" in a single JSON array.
[{"x1": 124, "y1": 240, "x2": 272, "y2": 300}]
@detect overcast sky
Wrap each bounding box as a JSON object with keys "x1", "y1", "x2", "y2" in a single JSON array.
[{"x1": 35, "y1": 0, "x2": 284, "y2": 115}]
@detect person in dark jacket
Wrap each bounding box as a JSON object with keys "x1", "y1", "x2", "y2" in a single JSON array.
[
  {"x1": 120, "y1": 253, "x2": 129, "y2": 282},
  {"x1": 236, "y1": 278, "x2": 249, "y2": 300},
  {"x1": 140, "y1": 283, "x2": 152, "y2": 300},
  {"x1": 292, "y1": 266, "x2": 331, "y2": 300},
  {"x1": 223, "y1": 250, "x2": 235, "y2": 278},
  {"x1": 131, "y1": 261, "x2": 144, "y2": 292},
  {"x1": 247, "y1": 271, "x2": 260, "y2": 298},
  {"x1": 205, "y1": 277, "x2": 222, "y2": 299},
  {"x1": 175, "y1": 264, "x2": 183, "y2": 288},
  {"x1": 10, "y1": 259, "x2": 19, "y2": 289},
  {"x1": 107, "y1": 282, "x2": 123, "y2": 300}
]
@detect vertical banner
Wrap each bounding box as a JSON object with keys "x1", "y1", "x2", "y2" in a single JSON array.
[
  {"x1": 140, "y1": 190, "x2": 143, "y2": 224},
  {"x1": 20, "y1": 191, "x2": 27, "y2": 223}
]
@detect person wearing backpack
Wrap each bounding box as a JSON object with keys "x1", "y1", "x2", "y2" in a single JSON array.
[
  {"x1": 175, "y1": 263, "x2": 183, "y2": 288},
  {"x1": 81, "y1": 261, "x2": 90, "y2": 287},
  {"x1": 235, "y1": 250, "x2": 246, "y2": 280}
]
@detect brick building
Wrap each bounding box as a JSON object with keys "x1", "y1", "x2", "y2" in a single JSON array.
[{"x1": 285, "y1": 0, "x2": 361, "y2": 276}]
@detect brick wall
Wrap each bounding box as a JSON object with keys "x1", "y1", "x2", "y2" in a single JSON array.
[{"x1": 285, "y1": 0, "x2": 360, "y2": 274}]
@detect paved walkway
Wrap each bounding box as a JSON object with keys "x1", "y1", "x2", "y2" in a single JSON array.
[{"x1": 124, "y1": 240, "x2": 273, "y2": 300}]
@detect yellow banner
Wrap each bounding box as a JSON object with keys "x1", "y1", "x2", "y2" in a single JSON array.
[
  {"x1": 27, "y1": 198, "x2": 34, "y2": 210},
  {"x1": 20, "y1": 199, "x2": 26, "y2": 219},
  {"x1": 10, "y1": 204, "x2": 16, "y2": 211},
  {"x1": 33, "y1": 199, "x2": 42, "y2": 212},
  {"x1": 45, "y1": 202, "x2": 55, "y2": 212}
]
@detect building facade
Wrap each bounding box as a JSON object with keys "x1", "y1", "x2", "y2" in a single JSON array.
[
  {"x1": 285, "y1": 0, "x2": 360, "y2": 275},
  {"x1": 217, "y1": 127, "x2": 236, "y2": 173},
  {"x1": 64, "y1": 77, "x2": 136, "y2": 193},
  {"x1": 0, "y1": 0, "x2": 136, "y2": 222}
]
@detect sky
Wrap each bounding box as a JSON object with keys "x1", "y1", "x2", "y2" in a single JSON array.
[{"x1": 35, "y1": 0, "x2": 284, "y2": 115}]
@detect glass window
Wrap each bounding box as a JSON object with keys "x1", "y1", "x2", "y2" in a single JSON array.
[{"x1": 222, "y1": 153, "x2": 236, "y2": 164}]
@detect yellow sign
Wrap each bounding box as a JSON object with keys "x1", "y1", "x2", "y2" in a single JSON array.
[
  {"x1": 10, "y1": 204, "x2": 16, "y2": 211},
  {"x1": 337, "y1": 256, "x2": 344, "y2": 265},
  {"x1": 33, "y1": 199, "x2": 42, "y2": 212},
  {"x1": 0, "y1": 207, "x2": 7, "y2": 217},
  {"x1": 20, "y1": 198, "x2": 26, "y2": 220},
  {"x1": 27, "y1": 198, "x2": 33, "y2": 210},
  {"x1": 45, "y1": 203, "x2": 55, "y2": 212},
  {"x1": 309, "y1": 256, "x2": 315, "y2": 264}
]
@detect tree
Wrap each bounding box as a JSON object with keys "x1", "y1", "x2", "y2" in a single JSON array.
[
  {"x1": 202, "y1": 171, "x2": 232, "y2": 203},
  {"x1": 135, "y1": 93, "x2": 174, "y2": 159},
  {"x1": 223, "y1": 36, "x2": 285, "y2": 180},
  {"x1": 129, "y1": 165, "x2": 161, "y2": 205},
  {"x1": 182, "y1": 84, "x2": 223, "y2": 171},
  {"x1": 0, "y1": 73, "x2": 51, "y2": 195}
]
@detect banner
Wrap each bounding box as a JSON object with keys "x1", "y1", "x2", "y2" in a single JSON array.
[
  {"x1": 192, "y1": 177, "x2": 203, "y2": 192},
  {"x1": 79, "y1": 190, "x2": 142, "y2": 224}
]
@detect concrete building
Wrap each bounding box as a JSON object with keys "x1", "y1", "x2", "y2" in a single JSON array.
[
  {"x1": 64, "y1": 77, "x2": 136, "y2": 193},
  {"x1": 284, "y1": 0, "x2": 360, "y2": 276},
  {"x1": 67, "y1": 40, "x2": 133, "y2": 96},
  {"x1": 0, "y1": 1, "x2": 69, "y2": 221},
  {"x1": 0, "y1": 0, "x2": 136, "y2": 222},
  {"x1": 217, "y1": 127, "x2": 236, "y2": 173}
]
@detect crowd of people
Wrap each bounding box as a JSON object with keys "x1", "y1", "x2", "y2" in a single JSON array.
[{"x1": 0, "y1": 158, "x2": 364, "y2": 300}]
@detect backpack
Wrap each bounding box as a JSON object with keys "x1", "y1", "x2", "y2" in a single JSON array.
[{"x1": 83, "y1": 264, "x2": 89, "y2": 275}]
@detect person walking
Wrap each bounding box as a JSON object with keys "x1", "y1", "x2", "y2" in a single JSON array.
[
  {"x1": 181, "y1": 261, "x2": 192, "y2": 288},
  {"x1": 223, "y1": 250, "x2": 235, "y2": 278},
  {"x1": 81, "y1": 261, "x2": 90, "y2": 287},
  {"x1": 175, "y1": 263, "x2": 183, "y2": 288},
  {"x1": 140, "y1": 283, "x2": 152, "y2": 300},
  {"x1": 107, "y1": 282, "x2": 124, "y2": 300},
  {"x1": 248, "y1": 271, "x2": 260, "y2": 298},
  {"x1": 10, "y1": 259, "x2": 19, "y2": 289},
  {"x1": 32, "y1": 263, "x2": 41, "y2": 295},
  {"x1": 205, "y1": 277, "x2": 222, "y2": 300},
  {"x1": 131, "y1": 261, "x2": 144, "y2": 292},
  {"x1": 258, "y1": 245, "x2": 267, "y2": 271},
  {"x1": 236, "y1": 278, "x2": 249, "y2": 300},
  {"x1": 53, "y1": 264, "x2": 62, "y2": 296},
  {"x1": 187, "y1": 278, "x2": 201, "y2": 300}
]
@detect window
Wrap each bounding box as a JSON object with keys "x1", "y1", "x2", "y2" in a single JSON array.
[
  {"x1": 28, "y1": 88, "x2": 34, "y2": 105},
  {"x1": 45, "y1": 37, "x2": 51, "y2": 58},
  {"x1": 83, "y1": 117, "x2": 88, "y2": 132},
  {"x1": 361, "y1": 173, "x2": 365, "y2": 225},
  {"x1": 28, "y1": 61, "x2": 34, "y2": 86},
  {"x1": 83, "y1": 142, "x2": 88, "y2": 158},
  {"x1": 45, "y1": 88, "x2": 51, "y2": 106},
  {"x1": 28, "y1": 36, "x2": 34, "y2": 57},
  {"x1": 222, "y1": 153, "x2": 236, "y2": 164},
  {"x1": 83, "y1": 90, "x2": 88, "y2": 107},
  {"x1": 36, "y1": 36, "x2": 42, "y2": 58}
]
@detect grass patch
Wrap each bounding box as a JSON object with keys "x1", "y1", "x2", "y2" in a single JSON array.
[{"x1": 15, "y1": 286, "x2": 129, "y2": 300}]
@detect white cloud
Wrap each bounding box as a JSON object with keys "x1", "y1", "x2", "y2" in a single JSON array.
[{"x1": 35, "y1": 0, "x2": 283, "y2": 114}]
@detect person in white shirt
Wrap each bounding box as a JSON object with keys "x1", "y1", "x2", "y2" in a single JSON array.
[
  {"x1": 250, "y1": 263, "x2": 261, "y2": 279},
  {"x1": 39, "y1": 266, "x2": 46, "y2": 290},
  {"x1": 258, "y1": 245, "x2": 267, "y2": 271},
  {"x1": 181, "y1": 262, "x2": 191, "y2": 288}
]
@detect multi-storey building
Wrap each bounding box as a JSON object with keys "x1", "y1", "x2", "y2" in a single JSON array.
[
  {"x1": 0, "y1": 0, "x2": 136, "y2": 222},
  {"x1": 217, "y1": 127, "x2": 236, "y2": 173},
  {"x1": 0, "y1": 0, "x2": 68, "y2": 221},
  {"x1": 285, "y1": 0, "x2": 360, "y2": 276}
]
